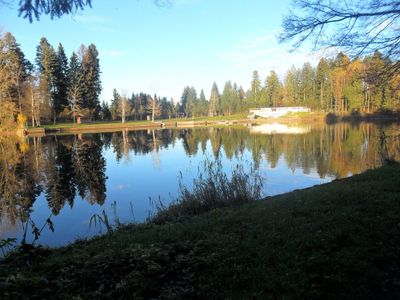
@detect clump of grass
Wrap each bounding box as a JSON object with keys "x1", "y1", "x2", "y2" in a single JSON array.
[{"x1": 151, "y1": 157, "x2": 263, "y2": 224}]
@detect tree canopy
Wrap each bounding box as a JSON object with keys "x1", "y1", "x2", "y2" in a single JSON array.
[{"x1": 13, "y1": 0, "x2": 171, "y2": 22}]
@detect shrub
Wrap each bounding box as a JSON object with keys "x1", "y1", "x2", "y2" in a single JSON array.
[{"x1": 151, "y1": 157, "x2": 263, "y2": 224}]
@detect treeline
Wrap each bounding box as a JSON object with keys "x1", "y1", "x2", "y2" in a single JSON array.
[
  {"x1": 2, "y1": 29, "x2": 400, "y2": 129},
  {"x1": 110, "y1": 51, "x2": 400, "y2": 121},
  {"x1": 105, "y1": 89, "x2": 177, "y2": 122},
  {"x1": 0, "y1": 31, "x2": 101, "y2": 127},
  {"x1": 264, "y1": 51, "x2": 400, "y2": 112}
]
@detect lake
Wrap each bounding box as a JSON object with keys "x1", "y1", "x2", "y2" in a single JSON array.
[{"x1": 0, "y1": 122, "x2": 399, "y2": 248}]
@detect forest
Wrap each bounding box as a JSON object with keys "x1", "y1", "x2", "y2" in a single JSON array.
[{"x1": 1, "y1": 31, "x2": 400, "y2": 131}]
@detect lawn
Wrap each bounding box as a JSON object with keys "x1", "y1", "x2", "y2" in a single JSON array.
[{"x1": 1, "y1": 163, "x2": 400, "y2": 298}]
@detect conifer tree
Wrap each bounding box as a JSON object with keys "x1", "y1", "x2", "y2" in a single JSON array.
[
  {"x1": 198, "y1": 89, "x2": 208, "y2": 116},
  {"x1": 208, "y1": 82, "x2": 220, "y2": 116},
  {"x1": 316, "y1": 58, "x2": 332, "y2": 110},
  {"x1": 36, "y1": 37, "x2": 58, "y2": 122},
  {"x1": 249, "y1": 70, "x2": 262, "y2": 107},
  {"x1": 80, "y1": 44, "x2": 101, "y2": 119},
  {"x1": 54, "y1": 43, "x2": 69, "y2": 117},
  {"x1": 110, "y1": 89, "x2": 121, "y2": 120},
  {"x1": 265, "y1": 71, "x2": 282, "y2": 107},
  {"x1": 67, "y1": 51, "x2": 83, "y2": 123}
]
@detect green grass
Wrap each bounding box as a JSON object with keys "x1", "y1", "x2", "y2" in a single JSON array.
[
  {"x1": 1, "y1": 164, "x2": 400, "y2": 298},
  {"x1": 36, "y1": 114, "x2": 249, "y2": 130},
  {"x1": 40, "y1": 120, "x2": 153, "y2": 129},
  {"x1": 281, "y1": 111, "x2": 326, "y2": 118}
]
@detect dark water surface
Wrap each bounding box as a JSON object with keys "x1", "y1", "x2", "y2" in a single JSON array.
[{"x1": 0, "y1": 122, "x2": 399, "y2": 247}]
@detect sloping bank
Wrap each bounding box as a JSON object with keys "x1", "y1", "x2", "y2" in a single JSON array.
[{"x1": 1, "y1": 164, "x2": 400, "y2": 299}]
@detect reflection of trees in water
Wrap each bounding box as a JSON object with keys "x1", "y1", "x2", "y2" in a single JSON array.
[
  {"x1": 176, "y1": 123, "x2": 400, "y2": 179},
  {"x1": 0, "y1": 123, "x2": 399, "y2": 225},
  {"x1": 0, "y1": 136, "x2": 41, "y2": 226},
  {"x1": 44, "y1": 135, "x2": 75, "y2": 214},
  {"x1": 0, "y1": 134, "x2": 107, "y2": 225},
  {"x1": 73, "y1": 134, "x2": 107, "y2": 205}
]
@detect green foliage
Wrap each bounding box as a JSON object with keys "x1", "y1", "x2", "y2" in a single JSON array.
[
  {"x1": 248, "y1": 70, "x2": 262, "y2": 107},
  {"x1": 264, "y1": 70, "x2": 282, "y2": 107},
  {"x1": 80, "y1": 44, "x2": 102, "y2": 118},
  {"x1": 18, "y1": 0, "x2": 93, "y2": 22},
  {"x1": 208, "y1": 82, "x2": 220, "y2": 116}
]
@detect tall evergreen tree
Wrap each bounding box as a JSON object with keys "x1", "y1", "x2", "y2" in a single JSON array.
[
  {"x1": 110, "y1": 89, "x2": 121, "y2": 120},
  {"x1": 249, "y1": 71, "x2": 262, "y2": 107},
  {"x1": 220, "y1": 81, "x2": 239, "y2": 115},
  {"x1": 208, "y1": 82, "x2": 220, "y2": 116},
  {"x1": 51, "y1": 43, "x2": 69, "y2": 118},
  {"x1": 198, "y1": 89, "x2": 208, "y2": 116},
  {"x1": 316, "y1": 58, "x2": 332, "y2": 110},
  {"x1": 68, "y1": 51, "x2": 84, "y2": 123},
  {"x1": 80, "y1": 44, "x2": 101, "y2": 119},
  {"x1": 264, "y1": 71, "x2": 282, "y2": 107},
  {"x1": 36, "y1": 37, "x2": 58, "y2": 122},
  {"x1": 300, "y1": 62, "x2": 316, "y2": 107}
]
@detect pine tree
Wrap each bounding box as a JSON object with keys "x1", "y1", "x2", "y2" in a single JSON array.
[
  {"x1": 68, "y1": 51, "x2": 84, "y2": 123},
  {"x1": 100, "y1": 101, "x2": 111, "y2": 120},
  {"x1": 249, "y1": 70, "x2": 261, "y2": 107},
  {"x1": 198, "y1": 89, "x2": 208, "y2": 116},
  {"x1": 264, "y1": 71, "x2": 282, "y2": 107},
  {"x1": 110, "y1": 89, "x2": 121, "y2": 120},
  {"x1": 300, "y1": 62, "x2": 316, "y2": 107},
  {"x1": 80, "y1": 44, "x2": 101, "y2": 119},
  {"x1": 283, "y1": 66, "x2": 299, "y2": 106},
  {"x1": 208, "y1": 82, "x2": 220, "y2": 116},
  {"x1": 316, "y1": 58, "x2": 332, "y2": 110},
  {"x1": 36, "y1": 37, "x2": 58, "y2": 122},
  {"x1": 54, "y1": 43, "x2": 69, "y2": 118},
  {"x1": 187, "y1": 87, "x2": 198, "y2": 117},
  {"x1": 220, "y1": 81, "x2": 239, "y2": 115}
]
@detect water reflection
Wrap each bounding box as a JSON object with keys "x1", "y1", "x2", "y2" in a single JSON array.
[
  {"x1": 0, "y1": 122, "x2": 399, "y2": 246},
  {"x1": 249, "y1": 123, "x2": 311, "y2": 134}
]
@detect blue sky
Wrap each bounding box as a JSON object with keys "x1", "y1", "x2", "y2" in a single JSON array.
[{"x1": 0, "y1": 0, "x2": 320, "y2": 102}]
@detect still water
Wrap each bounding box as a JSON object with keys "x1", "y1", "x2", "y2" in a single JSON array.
[{"x1": 0, "y1": 122, "x2": 399, "y2": 247}]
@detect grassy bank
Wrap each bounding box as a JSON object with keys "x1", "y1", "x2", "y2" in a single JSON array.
[
  {"x1": 25, "y1": 111, "x2": 400, "y2": 135},
  {"x1": 26, "y1": 112, "x2": 318, "y2": 135},
  {"x1": 1, "y1": 164, "x2": 400, "y2": 298}
]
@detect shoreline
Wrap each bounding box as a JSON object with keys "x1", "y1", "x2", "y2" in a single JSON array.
[
  {"x1": 1, "y1": 163, "x2": 400, "y2": 298},
  {"x1": 24, "y1": 112, "x2": 400, "y2": 136}
]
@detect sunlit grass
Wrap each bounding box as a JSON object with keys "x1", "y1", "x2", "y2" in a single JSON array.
[{"x1": 33, "y1": 113, "x2": 250, "y2": 130}]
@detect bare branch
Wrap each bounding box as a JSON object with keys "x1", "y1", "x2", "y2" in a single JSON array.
[{"x1": 280, "y1": 0, "x2": 400, "y2": 59}]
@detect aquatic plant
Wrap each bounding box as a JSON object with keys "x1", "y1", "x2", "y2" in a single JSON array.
[{"x1": 151, "y1": 156, "x2": 264, "y2": 224}]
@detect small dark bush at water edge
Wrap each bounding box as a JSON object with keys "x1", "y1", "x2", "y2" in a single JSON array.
[{"x1": 150, "y1": 158, "x2": 263, "y2": 224}]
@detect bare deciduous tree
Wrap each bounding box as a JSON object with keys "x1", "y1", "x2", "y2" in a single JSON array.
[
  {"x1": 280, "y1": 0, "x2": 400, "y2": 58},
  {"x1": 146, "y1": 97, "x2": 161, "y2": 122},
  {"x1": 120, "y1": 95, "x2": 130, "y2": 123}
]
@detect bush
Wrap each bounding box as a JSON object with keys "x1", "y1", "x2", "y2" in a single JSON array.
[{"x1": 151, "y1": 157, "x2": 263, "y2": 224}]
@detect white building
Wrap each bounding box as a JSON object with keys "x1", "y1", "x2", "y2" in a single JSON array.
[{"x1": 248, "y1": 106, "x2": 310, "y2": 118}]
